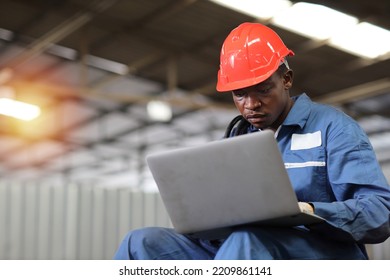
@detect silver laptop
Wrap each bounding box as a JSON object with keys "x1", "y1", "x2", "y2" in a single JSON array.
[{"x1": 146, "y1": 130, "x2": 324, "y2": 239}]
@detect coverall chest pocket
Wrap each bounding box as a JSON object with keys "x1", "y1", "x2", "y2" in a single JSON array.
[{"x1": 284, "y1": 147, "x2": 331, "y2": 202}]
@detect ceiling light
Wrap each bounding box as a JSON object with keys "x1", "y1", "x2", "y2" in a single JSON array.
[
  {"x1": 330, "y1": 22, "x2": 390, "y2": 59},
  {"x1": 47, "y1": 44, "x2": 77, "y2": 60},
  {"x1": 0, "y1": 98, "x2": 41, "y2": 121},
  {"x1": 272, "y1": 2, "x2": 358, "y2": 41},
  {"x1": 0, "y1": 27, "x2": 13, "y2": 41},
  {"x1": 86, "y1": 55, "x2": 129, "y2": 75},
  {"x1": 209, "y1": 0, "x2": 292, "y2": 20},
  {"x1": 147, "y1": 100, "x2": 172, "y2": 122},
  {"x1": 210, "y1": 1, "x2": 390, "y2": 60}
]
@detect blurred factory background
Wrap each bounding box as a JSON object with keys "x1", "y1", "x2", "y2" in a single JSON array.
[{"x1": 0, "y1": 0, "x2": 389, "y2": 259}]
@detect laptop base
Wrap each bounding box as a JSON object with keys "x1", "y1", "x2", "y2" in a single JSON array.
[{"x1": 184, "y1": 212, "x2": 324, "y2": 240}]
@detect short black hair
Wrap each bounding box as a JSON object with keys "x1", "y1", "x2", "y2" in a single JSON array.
[{"x1": 276, "y1": 62, "x2": 289, "y2": 77}]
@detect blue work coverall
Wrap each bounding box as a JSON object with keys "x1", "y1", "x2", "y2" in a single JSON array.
[{"x1": 114, "y1": 93, "x2": 390, "y2": 259}]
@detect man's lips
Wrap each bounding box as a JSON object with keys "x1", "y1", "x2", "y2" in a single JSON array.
[{"x1": 246, "y1": 113, "x2": 267, "y2": 121}]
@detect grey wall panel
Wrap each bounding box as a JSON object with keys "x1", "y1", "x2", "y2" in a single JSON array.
[
  {"x1": 104, "y1": 188, "x2": 120, "y2": 260},
  {"x1": 50, "y1": 185, "x2": 66, "y2": 260},
  {"x1": 117, "y1": 189, "x2": 132, "y2": 245},
  {"x1": 90, "y1": 186, "x2": 105, "y2": 260},
  {"x1": 369, "y1": 239, "x2": 390, "y2": 260},
  {"x1": 23, "y1": 183, "x2": 39, "y2": 260},
  {"x1": 78, "y1": 185, "x2": 94, "y2": 260},
  {"x1": 36, "y1": 184, "x2": 51, "y2": 260},
  {"x1": 144, "y1": 192, "x2": 158, "y2": 226},
  {"x1": 63, "y1": 184, "x2": 79, "y2": 259},
  {"x1": 9, "y1": 183, "x2": 23, "y2": 260},
  {"x1": 0, "y1": 182, "x2": 10, "y2": 259},
  {"x1": 130, "y1": 191, "x2": 145, "y2": 230}
]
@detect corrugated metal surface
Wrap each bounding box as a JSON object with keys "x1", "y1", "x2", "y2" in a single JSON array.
[
  {"x1": 0, "y1": 181, "x2": 389, "y2": 259},
  {"x1": 0, "y1": 181, "x2": 171, "y2": 260}
]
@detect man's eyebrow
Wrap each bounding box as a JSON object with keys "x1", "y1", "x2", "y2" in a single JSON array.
[
  {"x1": 232, "y1": 78, "x2": 274, "y2": 93},
  {"x1": 255, "y1": 79, "x2": 273, "y2": 87},
  {"x1": 232, "y1": 89, "x2": 245, "y2": 94}
]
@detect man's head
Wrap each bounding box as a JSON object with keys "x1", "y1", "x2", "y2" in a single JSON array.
[{"x1": 217, "y1": 23, "x2": 295, "y2": 131}]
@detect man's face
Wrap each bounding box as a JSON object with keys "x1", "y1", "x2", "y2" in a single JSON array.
[{"x1": 231, "y1": 70, "x2": 293, "y2": 131}]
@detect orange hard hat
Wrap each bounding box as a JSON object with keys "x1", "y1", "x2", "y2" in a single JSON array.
[{"x1": 216, "y1": 22, "x2": 294, "y2": 92}]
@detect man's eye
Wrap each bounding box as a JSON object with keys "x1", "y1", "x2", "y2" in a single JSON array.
[{"x1": 233, "y1": 91, "x2": 245, "y2": 98}]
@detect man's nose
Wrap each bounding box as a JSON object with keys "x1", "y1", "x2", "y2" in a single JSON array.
[{"x1": 245, "y1": 94, "x2": 261, "y2": 110}]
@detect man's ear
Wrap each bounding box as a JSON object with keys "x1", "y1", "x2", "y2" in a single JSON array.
[{"x1": 283, "y1": 69, "x2": 293, "y2": 90}]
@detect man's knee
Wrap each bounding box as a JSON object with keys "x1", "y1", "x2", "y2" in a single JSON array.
[
  {"x1": 115, "y1": 227, "x2": 173, "y2": 259},
  {"x1": 127, "y1": 227, "x2": 169, "y2": 248}
]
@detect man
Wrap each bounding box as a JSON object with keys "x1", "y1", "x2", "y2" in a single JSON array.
[{"x1": 114, "y1": 22, "x2": 390, "y2": 259}]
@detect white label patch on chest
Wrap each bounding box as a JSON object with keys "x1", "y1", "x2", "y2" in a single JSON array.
[{"x1": 291, "y1": 131, "x2": 322, "y2": 150}]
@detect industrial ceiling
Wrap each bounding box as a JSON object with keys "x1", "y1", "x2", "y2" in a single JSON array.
[{"x1": 0, "y1": 0, "x2": 389, "y2": 190}]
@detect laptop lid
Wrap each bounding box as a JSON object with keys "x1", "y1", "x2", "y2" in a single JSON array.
[{"x1": 146, "y1": 130, "x2": 324, "y2": 239}]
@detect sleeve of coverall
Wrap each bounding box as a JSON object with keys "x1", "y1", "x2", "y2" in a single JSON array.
[{"x1": 308, "y1": 123, "x2": 390, "y2": 244}]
